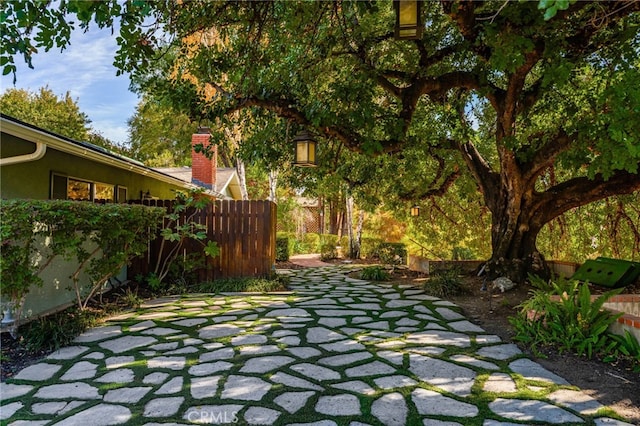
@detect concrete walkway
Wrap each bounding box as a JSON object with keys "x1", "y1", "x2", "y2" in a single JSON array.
[{"x1": 1, "y1": 266, "x2": 634, "y2": 425}]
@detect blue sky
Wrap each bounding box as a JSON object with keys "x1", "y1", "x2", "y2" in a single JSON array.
[{"x1": 0, "y1": 25, "x2": 139, "y2": 145}]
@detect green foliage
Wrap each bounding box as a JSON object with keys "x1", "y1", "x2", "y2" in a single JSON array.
[
  {"x1": 0, "y1": 87, "x2": 90, "y2": 140},
  {"x1": 302, "y1": 233, "x2": 321, "y2": 253},
  {"x1": 118, "y1": 287, "x2": 143, "y2": 309},
  {"x1": 378, "y1": 243, "x2": 407, "y2": 266},
  {"x1": 424, "y1": 266, "x2": 466, "y2": 298},
  {"x1": 152, "y1": 189, "x2": 220, "y2": 287},
  {"x1": 360, "y1": 266, "x2": 390, "y2": 281},
  {"x1": 359, "y1": 239, "x2": 407, "y2": 265},
  {"x1": 538, "y1": 0, "x2": 575, "y2": 20},
  {"x1": 276, "y1": 237, "x2": 290, "y2": 262},
  {"x1": 319, "y1": 234, "x2": 340, "y2": 261},
  {"x1": 360, "y1": 238, "x2": 384, "y2": 259},
  {"x1": 21, "y1": 307, "x2": 104, "y2": 352},
  {"x1": 510, "y1": 276, "x2": 623, "y2": 358},
  {"x1": 127, "y1": 96, "x2": 196, "y2": 166},
  {"x1": 538, "y1": 195, "x2": 640, "y2": 263},
  {"x1": 320, "y1": 243, "x2": 338, "y2": 261},
  {"x1": 452, "y1": 246, "x2": 476, "y2": 260},
  {"x1": 605, "y1": 331, "x2": 640, "y2": 373},
  {"x1": 1, "y1": 1, "x2": 155, "y2": 80},
  {"x1": 279, "y1": 232, "x2": 324, "y2": 255},
  {"x1": 0, "y1": 200, "x2": 164, "y2": 315},
  {"x1": 0, "y1": 87, "x2": 125, "y2": 154},
  {"x1": 193, "y1": 276, "x2": 288, "y2": 293}
]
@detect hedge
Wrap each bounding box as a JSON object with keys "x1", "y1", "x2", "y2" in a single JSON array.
[{"x1": 0, "y1": 200, "x2": 165, "y2": 314}]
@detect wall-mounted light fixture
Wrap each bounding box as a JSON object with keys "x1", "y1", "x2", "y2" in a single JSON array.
[
  {"x1": 293, "y1": 130, "x2": 318, "y2": 167},
  {"x1": 394, "y1": 0, "x2": 423, "y2": 40}
]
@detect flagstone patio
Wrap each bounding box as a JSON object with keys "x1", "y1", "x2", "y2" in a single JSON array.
[{"x1": 0, "y1": 266, "x2": 634, "y2": 425}]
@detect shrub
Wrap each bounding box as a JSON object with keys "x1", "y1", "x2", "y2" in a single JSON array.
[
  {"x1": 21, "y1": 307, "x2": 104, "y2": 352},
  {"x1": 606, "y1": 330, "x2": 640, "y2": 373},
  {"x1": 424, "y1": 266, "x2": 466, "y2": 298},
  {"x1": 320, "y1": 243, "x2": 338, "y2": 261},
  {"x1": 452, "y1": 246, "x2": 475, "y2": 260},
  {"x1": 320, "y1": 234, "x2": 339, "y2": 261},
  {"x1": 0, "y1": 200, "x2": 165, "y2": 316},
  {"x1": 510, "y1": 276, "x2": 624, "y2": 359},
  {"x1": 378, "y1": 242, "x2": 407, "y2": 265},
  {"x1": 276, "y1": 237, "x2": 290, "y2": 261},
  {"x1": 360, "y1": 237, "x2": 384, "y2": 259},
  {"x1": 360, "y1": 266, "x2": 390, "y2": 281},
  {"x1": 302, "y1": 232, "x2": 321, "y2": 253},
  {"x1": 152, "y1": 189, "x2": 219, "y2": 285}
]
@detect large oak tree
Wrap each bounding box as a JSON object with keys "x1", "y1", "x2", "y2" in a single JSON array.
[{"x1": 4, "y1": 0, "x2": 639, "y2": 281}]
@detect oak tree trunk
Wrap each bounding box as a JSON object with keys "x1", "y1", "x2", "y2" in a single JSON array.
[{"x1": 485, "y1": 196, "x2": 549, "y2": 283}]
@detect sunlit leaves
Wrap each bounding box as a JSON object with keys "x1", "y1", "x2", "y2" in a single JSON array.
[{"x1": 538, "y1": 0, "x2": 575, "y2": 21}]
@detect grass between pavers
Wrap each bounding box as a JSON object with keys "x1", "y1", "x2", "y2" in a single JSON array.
[{"x1": 2, "y1": 268, "x2": 625, "y2": 426}]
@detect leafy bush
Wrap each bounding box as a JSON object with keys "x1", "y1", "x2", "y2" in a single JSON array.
[
  {"x1": 276, "y1": 237, "x2": 290, "y2": 261},
  {"x1": 302, "y1": 232, "x2": 321, "y2": 253},
  {"x1": 360, "y1": 237, "x2": 384, "y2": 259},
  {"x1": 452, "y1": 246, "x2": 475, "y2": 260},
  {"x1": 0, "y1": 200, "x2": 164, "y2": 315},
  {"x1": 152, "y1": 189, "x2": 219, "y2": 285},
  {"x1": 424, "y1": 266, "x2": 466, "y2": 297},
  {"x1": 606, "y1": 330, "x2": 640, "y2": 373},
  {"x1": 21, "y1": 307, "x2": 104, "y2": 352},
  {"x1": 510, "y1": 276, "x2": 623, "y2": 358},
  {"x1": 320, "y1": 234, "x2": 339, "y2": 261},
  {"x1": 360, "y1": 266, "x2": 390, "y2": 281},
  {"x1": 378, "y1": 242, "x2": 407, "y2": 265},
  {"x1": 320, "y1": 243, "x2": 338, "y2": 261}
]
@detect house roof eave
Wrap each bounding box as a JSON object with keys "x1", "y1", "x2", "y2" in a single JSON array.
[{"x1": 1, "y1": 114, "x2": 213, "y2": 194}]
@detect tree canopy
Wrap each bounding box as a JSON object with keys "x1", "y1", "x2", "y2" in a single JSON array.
[
  {"x1": 0, "y1": 86, "x2": 124, "y2": 153},
  {"x1": 4, "y1": 0, "x2": 639, "y2": 281}
]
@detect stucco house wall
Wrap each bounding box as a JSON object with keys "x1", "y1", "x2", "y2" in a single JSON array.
[{"x1": 1, "y1": 133, "x2": 188, "y2": 201}]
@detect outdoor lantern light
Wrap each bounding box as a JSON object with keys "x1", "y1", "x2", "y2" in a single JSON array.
[
  {"x1": 293, "y1": 130, "x2": 318, "y2": 167},
  {"x1": 410, "y1": 204, "x2": 420, "y2": 217},
  {"x1": 394, "y1": 0, "x2": 423, "y2": 40}
]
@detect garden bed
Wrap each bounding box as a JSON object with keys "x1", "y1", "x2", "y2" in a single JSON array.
[{"x1": 346, "y1": 262, "x2": 640, "y2": 424}]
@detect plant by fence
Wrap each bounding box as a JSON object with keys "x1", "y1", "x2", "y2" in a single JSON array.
[
  {"x1": 0, "y1": 200, "x2": 165, "y2": 322},
  {"x1": 149, "y1": 190, "x2": 220, "y2": 288},
  {"x1": 130, "y1": 199, "x2": 277, "y2": 281},
  {"x1": 276, "y1": 237, "x2": 290, "y2": 262}
]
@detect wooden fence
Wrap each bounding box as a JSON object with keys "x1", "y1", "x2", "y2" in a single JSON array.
[{"x1": 129, "y1": 199, "x2": 277, "y2": 281}]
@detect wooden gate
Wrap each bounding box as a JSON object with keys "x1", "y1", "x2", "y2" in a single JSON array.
[{"x1": 129, "y1": 199, "x2": 276, "y2": 281}]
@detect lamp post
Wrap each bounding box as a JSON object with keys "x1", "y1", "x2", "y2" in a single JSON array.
[
  {"x1": 394, "y1": 0, "x2": 423, "y2": 40},
  {"x1": 293, "y1": 130, "x2": 318, "y2": 167},
  {"x1": 410, "y1": 204, "x2": 420, "y2": 217}
]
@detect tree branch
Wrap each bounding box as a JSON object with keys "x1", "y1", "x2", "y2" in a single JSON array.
[
  {"x1": 449, "y1": 139, "x2": 500, "y2": 207},
  {"x1": 521, "y1": 130, "x2": 576, "y2": 186},
  {"x1": 536, "y1": 169, "x2": 640, "y2": 225}
]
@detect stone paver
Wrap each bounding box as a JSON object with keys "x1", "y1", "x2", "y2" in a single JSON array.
[
  {"x1": 54, "y1": 404, "x2": 131, "y2": 426},
  {"x1": 372, "y1": 392, "x2": 407, "y2": 426},
  {"x1": 1, "y1": 265, "x2": 634, "y2": 426},
  {"x1": 316, "y1": 394, "x2": 361, "y2": 416}
]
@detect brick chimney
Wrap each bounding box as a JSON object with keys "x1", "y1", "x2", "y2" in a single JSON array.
[{"x1": 191, "y1": 127, "x2": 217, "y2": 189}]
